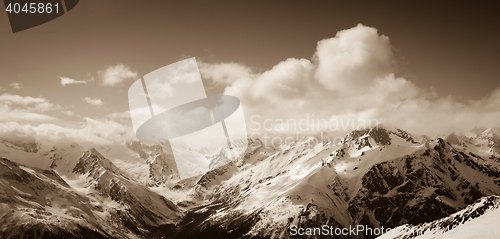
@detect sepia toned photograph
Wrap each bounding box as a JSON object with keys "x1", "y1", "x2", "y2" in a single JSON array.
[{"x1": 0, "y1": 1, "x2": 499, "y2": 238}]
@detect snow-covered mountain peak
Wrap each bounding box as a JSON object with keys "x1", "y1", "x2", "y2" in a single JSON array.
[
  {"x1": 466, "y1": 126, "x2": 489, "y2": 138},
  {"x1": 0, "y1": 151, "x2": 183, "y2": 238},
  {"x1": 479, "y1": 128, "x2": 500, "y2": 141},
  {"x1": 3, "y1": 125, "x2": 500, "y2": 238},
  {"x1": 344, "y1": 126, "x2": 420, "y2": 147},
  {"x1": 446, "y1": 127, "x2": 500, "y2": 160},
  {"x1": 208, "y1": 146, "x2": 233, "y2": 170},
  {"x1": 72, "y1": 148, "x2": 124, "y2": 177}
]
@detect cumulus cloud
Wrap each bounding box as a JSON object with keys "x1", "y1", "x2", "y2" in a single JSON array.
[
  {"x1": 98, "y1": 63, "x2": 138, "y2": 86},
  {"x1": 147, "y1": 79, "x2": 174, "y2": 97},
  {"x1": 0, "y1": 110, "x2": 56, "y2": 122},
  {"x1": 199, "y1": 62, "x2": 256, "y2": 85},
  {"x1": 200, "y1": 24, "x2": 500, "y2": 137},
  {"x1": 315, "y1": 24, "x2": 394, "y2": 92},
  {"x1": 10, "y1": 82, "x2": 22, "y2": 89},
  {"x1": 61, "y1": 110, "x2": 74, "y2": 116},
  {"x1": 83, "y1": 117, "x2": 132, "y2": 141},
  {"x1": 83, "y1": 97, "x2": 103, "y2": 105},
  {"x1": 0, "y1": 122, "x2": 117, "y2": 148},
  {"x1": 0, "y1": 93, "x2": 62, "y2": 122},
  {"x1": 0, "y1": 122, "x2": 37, "y2": 145},
  {"x1": 0, "y1": 93, "x2": 61, "y2": 112},
  {"x1": 59, "y1": 76, "x2": 87, "y2": 86},
  {"x1": 0, "y1": 109, "x2": 137, "y2": 154},
  {"x1": 0, "y1": 93, "x2": 48, "y2": 106}
]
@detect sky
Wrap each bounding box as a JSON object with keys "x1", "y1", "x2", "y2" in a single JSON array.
[{"x1": 0, "y1": 0, "x2": 499, "y2": 145}]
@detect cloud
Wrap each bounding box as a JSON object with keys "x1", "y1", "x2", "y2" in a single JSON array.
[
  {"x1": 0, "y1": 93, "x2": 46, "y2": 105},
  {"x1": 98, "y1": 63, "x2": 138, "y2": 86},
  {"x1": 315, "y1": 24, "x2": 394, "y2": 92},
  {"x1": 59, "y1": 76, "x2": 87, "y2": 86},
  {"x1": 83, "y1": 117, "x2": 132, "y2": 141},
  {"x1": 83, "y1": 97, "x2": 103, "y2": 105},
  {"x1": 61, "y1": 110, "x2": 74, "y2": 116},
  {"x1": 199, "y1": 62, "x2": 256, "y2": 85},
  {"x1": 0, "y1": 110, "x2": 57, "y2": 122},
  {"x1": 200, "y1": 24, "x2": 500, "y2": 137},
  {"x1": 0, "y1": 108, "x2": 139, "y2": 153},
  {"x1": 10, "y1": 82, "x2": 22, "y2": 89},
  {"x1": 0, "y1": 93, "x2": 60, "y2": 122},
  {"x1": 0, "y1": 122, "x2": 117, "y2": 148},
  {"x1": 0, "y1": 122, "x2": 37, "y2": 144},
  {"x1": 0, "y1": 93, "x2": 62, "y2": 112},
  {"x1": 147, "y1": 79, "x2": 174, "y2": 98}
]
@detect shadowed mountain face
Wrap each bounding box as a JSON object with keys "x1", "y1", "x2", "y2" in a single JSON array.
[
  {"x1": 0, "y1": 157, "x2": 112, "y2": 238},
  {"x1": 126, "y1": 141, "x2": 179, "y2": 186},
  {"x1": 349, "y1": 138, "x2": 500, "y2": 230},
  {"x1": 72, "y1": 148, "x2": 183, "y2": 236},
  {"x1": 0, "y1": 149, "x2": 182, "y2": 239},
  {"x1": 0, "y1": 127, "x2": 499, "y2": 239}
]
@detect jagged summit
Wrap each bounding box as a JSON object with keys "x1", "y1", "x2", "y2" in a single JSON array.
[
  {"x1": 125, "y1": 140, "x2": 178, "y2": 185},
  {"x1": 344, "y1": 126, "x2": 392, "y2": 145},
  {"x1": 72, "y1": 147, "x2": 124, "y2": 177},
  {"x1": 446, "y1": 127, "x2": 500, "y2": 160},
  {"x1": 0, "y1": 148, "x2": 183, "y2": 239},
  {"x1": 72, "y1": 147, "x2": 183, "y2": 236},
  {"x1": 343, "y1": 125, "x2": 422, "y2": 146}
]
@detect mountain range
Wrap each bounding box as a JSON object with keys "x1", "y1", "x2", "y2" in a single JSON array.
[{"x1": 0, "y1": 126, "x2": 499, "y2": 238}]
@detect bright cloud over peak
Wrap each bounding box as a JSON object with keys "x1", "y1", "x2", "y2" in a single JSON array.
[{"x1": 200, "y1": 24, "x2": 500, "y2": 136}]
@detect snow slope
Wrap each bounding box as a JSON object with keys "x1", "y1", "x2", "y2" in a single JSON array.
[
  {"x1": 377, "y1": 196, "x2": 500, "y2": 239},
  {"x1": 2, "y1": 126, "x2": 500, "y2": 239},
  {"x1": 0, "y1": 148, "x2": 183, "y2": 239},
  {"x1": 172, "y1": 127, "x2": 494, "y2": 238}
]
